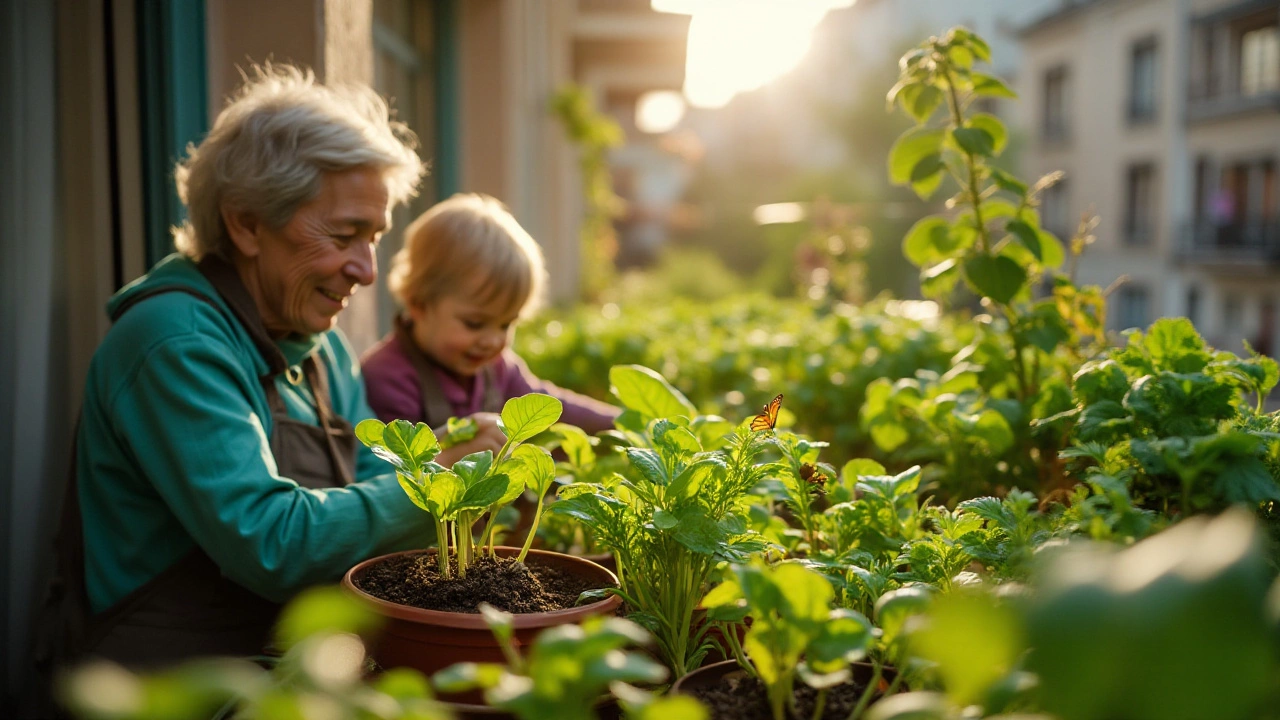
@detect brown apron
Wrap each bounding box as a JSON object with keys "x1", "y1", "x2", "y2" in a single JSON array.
[
  {"x1": 32, "y1": 256, "x2": 357, "y2": 682},
  {"x1": 394, "y1": 313, "x2": 502, "y2": 429}
]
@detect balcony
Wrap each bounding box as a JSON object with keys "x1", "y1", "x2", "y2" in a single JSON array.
[{"x1": 1177, "y1": 218, "x2": 1280, "y2": 267}]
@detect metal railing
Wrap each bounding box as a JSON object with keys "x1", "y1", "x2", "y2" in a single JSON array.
[{"x1": 1177, "y1": 218, "x2": 1280, "y2": 263}]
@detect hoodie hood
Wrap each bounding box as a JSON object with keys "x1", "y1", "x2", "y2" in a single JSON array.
[{"x1": 108, "y1": 253, "x2": 321, "y2": 369}]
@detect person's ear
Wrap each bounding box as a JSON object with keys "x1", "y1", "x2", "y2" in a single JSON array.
[
  {"x1": 221, "y1": 204, "x2": 263, "y2": 258},
  {"x1": 407, "y1": 300, "x2": 430, "y2": 325}
]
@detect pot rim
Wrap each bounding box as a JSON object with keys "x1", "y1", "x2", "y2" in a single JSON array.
[{"x1": 341, "y1": 546, "x2": 622, "y2": 629}]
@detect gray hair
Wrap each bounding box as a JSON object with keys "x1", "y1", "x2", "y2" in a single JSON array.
[{"x1": 173, "y1": 64, "x2": 425, "y2": 259}]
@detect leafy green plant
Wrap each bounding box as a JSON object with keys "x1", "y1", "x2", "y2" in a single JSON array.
[
  {"x1": 434, "y1": 603, "x2": 668, "y2": 720},
  {"x1": 355, "y1": 394, "x2": 564, "y2": 578},
  {"x1": 883, "y1": 27, "x2": 1109, "y2": 498},
  {"x1": 1058, "y1": 318, "x2": 1280, "y2": 518},
  {"x1": 551, "y1": 365, "x2": 773, "y2": 676},
  {"x1": 701, "y1": 562, "x2": 875, "y2": 720}
]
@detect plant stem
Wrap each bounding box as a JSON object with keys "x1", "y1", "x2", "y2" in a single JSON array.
[
  {"x1": 940, "y1": 64, "x2": 989, "y2": 253},
  {"x1": 846, "y1": 661, "x2": 882, "y2": 720},
  {"x1": 516, "y1": 496, "x2": 545, "y2": 563},
  {"x1": 436, "y1": 517, "x2": 451, "y2": 579},
  {"x1": 810, "y1": 688, "x2": 829, "y2": 720}
]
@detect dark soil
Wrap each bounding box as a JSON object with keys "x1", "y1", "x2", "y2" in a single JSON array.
[
  {"x1": 355, "y1": 553, "x2": 605, "y2": 613},
  {"x1": 686, "y1": 670, "x2": 873, "y2": 720}
]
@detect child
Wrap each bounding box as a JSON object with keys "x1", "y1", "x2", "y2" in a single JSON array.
[{"x1": 362, "y1": 193, "x2": 620, "y2": 439}]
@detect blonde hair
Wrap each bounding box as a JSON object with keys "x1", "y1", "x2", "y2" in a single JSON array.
[
  {"x1": 388, "y1": 193, "x2": 547, "y2": 319},
  {"x1": 173, "y1": 63, "x2": 425, "y2": 260}
]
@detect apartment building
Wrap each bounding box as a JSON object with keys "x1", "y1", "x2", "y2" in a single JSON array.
[{"x1": 1018, "y1": 0, "x2": 1280, "y2": 353}]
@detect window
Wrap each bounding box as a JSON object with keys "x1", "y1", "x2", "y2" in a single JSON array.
[
  {"x1": 1129, "y1": 38, "x2": 1158, "y2": 122},
  {"x1": 1186, "y1": 285, "x2": 1200, "y2": 326},
  {"x1": 1115, "y1": 285, "x2": 1151, "y2": 330},
  {"x1": 1041, "y1": 178, "x2": 1071, "y2": 239},
  {"x1": 1124, "y1": 163, "x2": 1156, "y2": 246},
  {"x1": 1240, "y1": 23, "x2": 1280, "y2": 96},
  {"x1": 1043, "y1": 65, "x2": 1069, "y2": 141}
]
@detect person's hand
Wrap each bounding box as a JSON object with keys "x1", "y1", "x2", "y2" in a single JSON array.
[{"x1": 436, "y1": 412, "x2": 505, "y2": 467}]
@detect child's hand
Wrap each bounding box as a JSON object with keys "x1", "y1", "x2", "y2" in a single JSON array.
[{"x1": 435, "y1": 412, "x2": 505, "y2": 467}]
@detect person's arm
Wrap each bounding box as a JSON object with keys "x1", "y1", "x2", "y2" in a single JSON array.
[
  {"x1": 499, "y1": 350, "x2": 620, "y2": 435},
  {"x1": 114, "y1": 334, "x2": 422, "y2": 603}
]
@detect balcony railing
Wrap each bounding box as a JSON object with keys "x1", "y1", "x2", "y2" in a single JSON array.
[{"x1": 1177, "y1": 218, "x2": 1280, "y2": 264}]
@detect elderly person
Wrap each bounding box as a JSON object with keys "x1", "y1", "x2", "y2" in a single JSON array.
[{"x1": 51, "y1": 65, "x2": 506, "y2": 669}]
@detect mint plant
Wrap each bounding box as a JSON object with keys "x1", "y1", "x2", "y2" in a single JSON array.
[
  {"x1": 551, "y1": 365, "x2": 773, "y2": 676},
  {"x1": 433, "y1": 603, "x2": 667, "y2": 720},
  {"x1": 355, "y1": 393, "x2": 564, "y2": 578},
  {"x1": 701, "y1": 562, "x2": 874, "y2": 720}
]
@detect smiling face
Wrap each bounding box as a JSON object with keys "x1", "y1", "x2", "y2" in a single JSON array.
[
  {"x1": 408, "y1": 285, "x2": 523, "y2": 378},
  {"x1": 226, "y1": 167, "x2": 390, "y2": 337}
]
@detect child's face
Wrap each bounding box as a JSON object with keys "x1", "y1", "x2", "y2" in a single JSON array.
[{"x1": 408, "y1": 291, "x2": 521, "y2": 378}]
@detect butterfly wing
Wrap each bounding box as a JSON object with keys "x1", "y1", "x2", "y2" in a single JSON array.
[{"x1": 750, "y1": 393, "x2": 783, "y2": 432}]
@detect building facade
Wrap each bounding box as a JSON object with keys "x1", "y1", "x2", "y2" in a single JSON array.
[{"x1": 1018, "y1": 0, "x2": 1280, "y2": 353}]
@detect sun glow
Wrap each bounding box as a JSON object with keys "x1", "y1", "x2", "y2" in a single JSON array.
[{"x1": 658, "y1": 0, "x2": 855, "y2": 109}]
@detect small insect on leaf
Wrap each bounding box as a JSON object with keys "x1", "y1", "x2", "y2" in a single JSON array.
[
  {"x1": 750, "y1": 394, "x2": 783, "y2": 432},
  {"x1": 800, "y1": 463, "x2": 829, "y2": 497}
]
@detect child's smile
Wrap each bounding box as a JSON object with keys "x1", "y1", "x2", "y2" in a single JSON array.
[{"x1": 409, "y1": 291, "x2": 521, "y2": 378}]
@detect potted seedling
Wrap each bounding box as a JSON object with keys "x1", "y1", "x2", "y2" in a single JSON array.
[
  {"x1": 550, "y1": 365, "x2": 774, "y2": 677},
  {"x1": 343, "y1": 393, "x2": 623, "y2": 684},
  {"x1": 684, "y1": 562, "x2": 880, "y2": 720},
  {"x1": 433, "y1": 603, "x2": 668, "y2": 720}
]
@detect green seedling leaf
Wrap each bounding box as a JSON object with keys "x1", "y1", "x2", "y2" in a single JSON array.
[
  {"x1": 1006, "y1": 219, "x2": 1043, "y2": 261},
  {"x1": 900, "y1": 82, "x2": 945, "y2": 123},
  {"x1": 625, "y1": 447, "x2": 669, "y2": 486},
  {"x1": 409, "y1": 422, "x2": 440, "y2": 462},
  {"x1": 624, "y1": 693, "x2": 708, "y2": 720},
  {"x1": 459, "y1": 474, "x2": 512, "y2": 511},
  {"x1": 609, "y1": 364, "x2": 696, "y2": 419},
  {"x1": 990, "y1": 168, "x2": 1028, "y2": 196},
  {"x1": 499, "y1": 394, "x2": 563, "y2": 445},
  {"x1": 671, "y1": 507, "x2": 729, "y2": 556},
  {"x1": 889, "y1": 128, "x2": 946, "y2": 186},
  {"x1": 354, "y1": 418, "x2": 385, "y2": 447},
  {"x1": 968, "y1": 113, "x2": 1007, "y2": 154},
  {"x1": 428, "y1": 472, "x2": 464, "y2": 516},
  {"x1": 653, "y1": 508, "x2": 679, "y2": 530},
  {"x1": 952, "y1": 126, "x2": 995, "y2": 157},
  {"x1": 875, "y1": 585, "x2": 935, "y2": 645},
  {"x1": 920, "y1": 259, "x2": 961, "y2": 300},
  {"x1": 808, "y1": 609, "x2": 872, "y2": 668},
  {"x1": 502, "y1": 444, "x2": 557, "y2": 496},
  {"x1": 451, "y1": 450, "x2": 494, "y2": 484},
  {"x1": 667, "y1": 456, "x2": 726, "y2": 501},
  {"x1": 863, "y1": 691, "x2": 950, "y2": 720},
  {"x1": 963, "y1": 253, "x2": 1027, "y2": 304},
  {"x1": 479, "y1": 603, "x2": 515, "y2": 645},
  {"x1": 432, "y1": 662, "x2": 506, "y2": 693},
  {"x1": 972, "y1": 72, "x2": 1016, "y2": 98},
  {"x1": 553, "y1": 423, "x2": 596, "y2": 470},
  {"x1": 371, "y1": 668, "x2": 433, "y2": 701},
  {"x1": 397, "y1": 472, "x2": 433, "y2": 513},
  {"x1": 273, "y1": 586, "x2": 380, "y2": 651},
  {"x1": 915, "y1": 592, "x2": 1023, "y2": 707},
  {"x1": 655, "y1": 421, "x2": 702, "y2": 457}
]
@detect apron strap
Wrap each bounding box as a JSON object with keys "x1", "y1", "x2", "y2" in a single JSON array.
[
  {"x1": 302, "y1": 355, "x2": 355, "y2": 486},
  {"x1": 395, "y1": 315, "x2": 457, "y2": 428},
  {"x1": 196, "y1": 255, "x2": 288, "y2": 380}
]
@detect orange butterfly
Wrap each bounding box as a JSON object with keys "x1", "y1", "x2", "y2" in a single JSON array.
[{"x1": 750, "y1": 393, "x2": 783, "y2": 432}]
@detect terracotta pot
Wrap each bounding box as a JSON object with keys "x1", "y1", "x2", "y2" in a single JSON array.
[
  {"x1": 672, "y1": 658, "x2": 895, "y2": 710},
  {"x1": 343, "y1": 547, "x2": 621, "y2": 702},
  {"x1": 581, "y1": 551, "x2": 616, "y2": 574}
]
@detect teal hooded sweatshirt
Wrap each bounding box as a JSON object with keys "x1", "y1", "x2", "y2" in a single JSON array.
[{"x1": 77, "y1": 254, "x2": 422, "y2": 613}]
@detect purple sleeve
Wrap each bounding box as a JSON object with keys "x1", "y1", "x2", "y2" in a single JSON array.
[
  {"x1": 498, "y1": 350, "x2": 620, "y2": 435},
  {"x1": 359, "y1": 333, "x2": 427, "y2": 423}
]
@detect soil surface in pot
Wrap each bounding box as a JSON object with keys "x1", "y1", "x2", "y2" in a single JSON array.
[
  {"x1": 687, "y1": 672, "x2": 872, "y2": 720},
  {"x1": 355, "y1": 553, "x2": 602, "y2": 613}
]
